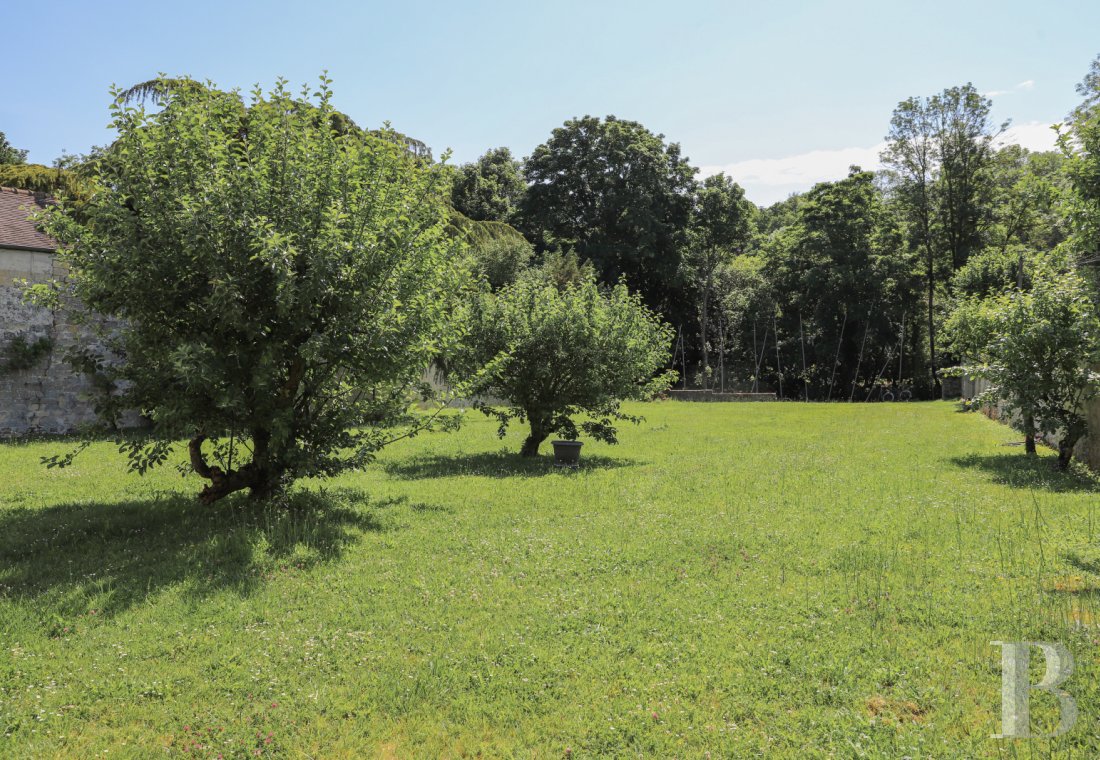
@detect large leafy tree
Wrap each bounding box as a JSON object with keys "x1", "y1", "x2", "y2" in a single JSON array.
[
  {"x1": 518, "y1": 115, "x2": 696, "y2": 317},
  {"x1": 686, "y1": 173, "x2": 755, "y2": 386},
  {"x1": 882, "y1": 84, "x2": 1002, "y2": 393},
  {"x1": 986, "y1": 146, "x2": 1066, "y2": 257},
  {"x1": 1061, "y1": 55, "x2": 1100, "y2": 269},
  {"x1": 946, "y1": 263, "x2": 1100, "y2": 469},
  {"x1": 36, "y1": 77, "x2": 468, "y2": 503},
  {"x1": 454, "y1": 265, "x2": 674, "y2": 456},
  {"x1": 450, "y1": 147, "x2": 526, "y2": 223},
  {"x1": 763, "y1": 169, "x2": 916, "y2": 399}
]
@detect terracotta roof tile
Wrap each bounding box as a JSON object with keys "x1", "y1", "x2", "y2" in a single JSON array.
[{"x1": 0, "y1": 186, "x2": 57, "y2": 252}]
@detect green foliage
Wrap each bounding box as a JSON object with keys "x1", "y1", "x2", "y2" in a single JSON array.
[
  {"x1": 446, "y1": 208, "x2": 534, "y2": 290},
  {"x1": 685, "y1": 172, "x2": 756, "y2": 385},
  {"x1": 950, "y1": 244, "x2": 1035, "y2": 298},
  {"x1": 756, "y1": 193, "x2": 804, "y2": 236},
  {"x1": 453, "y1": 267, "x2": 674, "y2": 455},
  {"x1": 881, "y1": 84, "x2": 1004, "y2": 390},
  {"x1": 764, "y1": 169, "x2": 918, "y2": 398},
  {"x1": 946, "y1": 264, "x2": 1100, "y2": 468},
  {"x1": 0, "y1": 163, "x2": 89, "y2": 199},
  {"x1": 35, "y1": 75, "x2": 469, "y2": 502},
  {"x1": 450, "y1": 147, "x2": 525, "y2": 223},
  {"x1": 530, "y1": 249, "x2": 594, "y2": 290},
  {"x1": 987, "y1": 146, "x2": 1067, "y2": 254},
  {"x1": 0, "y1": 130, "x2": 28, "y2": 164},
  {"x1": 468, "y1": 234, "x2": 534, "y2": 290},
  {"x1": 518, "y1": 115, "x2": 696, "y2": 316},
  {"x1": 1061, "y1": 54, "x2": 1100, "y2": 269},
  {"x1": 1, "y1": 334, "x2": 52, "y2": 373}
]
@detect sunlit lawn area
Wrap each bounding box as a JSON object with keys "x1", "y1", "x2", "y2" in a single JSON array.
[{"x1": 2, "y1": 401, "x2": 1100, "y2": 757}]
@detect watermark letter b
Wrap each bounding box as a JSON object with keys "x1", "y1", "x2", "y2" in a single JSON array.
[{"x1": 991, "y1": 641, "x2": 1077, "y2": 738}]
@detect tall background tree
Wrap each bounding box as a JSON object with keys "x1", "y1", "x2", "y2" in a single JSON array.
[
  {"x1": 762, "y1": 169, "x2": 916, "y2": 399},
  {"x1": 1061, "y1": 54, "x2": 1100, "y2": 271},
  {"x1": 881, "y1": 84, "x2": 1002, "y2": 394},
  {"x1": 518, "y1": 115, "x2": 697, "y2": 320},
  {"x1": 685, "y1": 173, "x2": 755, "y2": 386},
  {"x1": 450, "y1": 146, "x2": 526, "y2": 223}
]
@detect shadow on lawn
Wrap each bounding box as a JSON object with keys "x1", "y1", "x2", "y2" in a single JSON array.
[
  {"x1": 0, "y1": 488, "x2": 398, "y2": 626},
  {"x1": 383, "y1": 449, "x2": 635, "y2": 480},
  {"x1": 949, "y1": 453, "x2": 1099, "y2": 493}
]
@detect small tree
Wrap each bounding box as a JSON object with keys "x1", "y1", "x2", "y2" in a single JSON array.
[
  {"x1": 455, "y1": 267, "x2": 675, "y2": 456},
  {"x1": 35, "y1": 76, "x2": 469, "y2": 502},
  {"x1": 946, "y1": 264, "x2": 1100, "y2": 469}
]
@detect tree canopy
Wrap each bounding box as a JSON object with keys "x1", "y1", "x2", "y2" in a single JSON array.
[
  {"x1": 453, "y1": 265, "x2": 675, "y2": 456},
  {"x1": 518, "y1": 115, "x2": 697, "y2": 317},
  {"x1": 36, "y1": 76, "x2": 469, "y2": 502},
  {"x1": 450, "y1": 147, "x2": 526, "y2": 223}
]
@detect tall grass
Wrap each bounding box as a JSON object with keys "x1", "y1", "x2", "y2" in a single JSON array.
[{"x1": 1, "y1": 401, "x2": 1098, "y2": 757}]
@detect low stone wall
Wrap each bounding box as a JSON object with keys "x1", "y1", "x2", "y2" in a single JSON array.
[
  {"x1": 668, "y1": 390, "x2": 776, "y2": 402},
  {"x1": 0, "y1": 247, "x2": 100, "y2": 435}
]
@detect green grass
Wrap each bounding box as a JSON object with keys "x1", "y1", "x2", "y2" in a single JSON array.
[{"x1": 3, "y1": 401, "x2": 1100, "y2": 757}]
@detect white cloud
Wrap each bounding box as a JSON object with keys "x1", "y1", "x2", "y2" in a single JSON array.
[
  {"x1": 985, "y1": 79, "x2": 1036, "y2": 99},
  {"x1": 706, "y1": 120, "x2": 1061, "y2": 207},
  {"x1": 699, "y1": 143, "x2": 887, "y2": 206},
  {"x1": 997, "y1": 120, "x2": 1060, "y2": 152}
]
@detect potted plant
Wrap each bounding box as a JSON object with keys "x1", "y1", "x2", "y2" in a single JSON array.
[{"x1": 551, "y1": 440, "x2": 583, "y2": 468}]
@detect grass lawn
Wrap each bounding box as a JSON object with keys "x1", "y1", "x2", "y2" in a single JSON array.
[{"x1": 2, "y1": 401, "x2": 1100, "y2": 758}]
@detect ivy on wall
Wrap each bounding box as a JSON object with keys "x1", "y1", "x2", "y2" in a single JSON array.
[{"x1": 1, "y1": 334, "x2": 53, "y2": 374}]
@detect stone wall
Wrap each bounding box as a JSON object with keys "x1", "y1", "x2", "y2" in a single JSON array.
[{"x1": 0, "y1": 247, "x2": 99, "y2": 435}]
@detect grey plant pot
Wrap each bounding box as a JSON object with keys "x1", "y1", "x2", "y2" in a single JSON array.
[{"x1": 551, "y1": 440, "x2": 583, "y2": 468}]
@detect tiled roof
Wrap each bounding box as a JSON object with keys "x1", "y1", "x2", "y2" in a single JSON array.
[{"x1": 0, "y1": 186, "x2": 56, "y2": 252}]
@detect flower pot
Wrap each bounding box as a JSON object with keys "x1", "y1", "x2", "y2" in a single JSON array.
[{"x1": 551, "y1": 440, "x2": 583, "y2": 468}]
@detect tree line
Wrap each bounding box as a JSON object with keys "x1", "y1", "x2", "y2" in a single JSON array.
[{"x1": 445, "y1": 76, "x2": 1094, "y2": 403}]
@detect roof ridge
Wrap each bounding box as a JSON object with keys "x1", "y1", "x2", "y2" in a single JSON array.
[{"x1": 0, "y1": 185, "x2": 51, "y2": 198}]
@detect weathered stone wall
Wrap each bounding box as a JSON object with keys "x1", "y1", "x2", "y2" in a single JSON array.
[{"x1": 0, "y1": 247, "x2": 99, "y2": 435}]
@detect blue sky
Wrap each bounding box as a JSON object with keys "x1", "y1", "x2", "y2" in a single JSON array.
[{"x1": 3, "y1": 0, "x2": 1098, "y2": 204}]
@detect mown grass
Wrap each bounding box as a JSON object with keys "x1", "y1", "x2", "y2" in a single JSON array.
[{"x1": 2, "y1": 401, "x2": 1100, "y2": 758}]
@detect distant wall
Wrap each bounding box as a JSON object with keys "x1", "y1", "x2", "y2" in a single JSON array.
[
  {"x1": 0, "y1": 247, "x2": 99, "y2": 435},
  {"x1": 668, "y1": 390, "x2": 775, "y2": 402}
]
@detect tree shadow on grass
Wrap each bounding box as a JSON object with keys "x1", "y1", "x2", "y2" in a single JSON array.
[
  {"x1": 948, "y1": 453, "x2": 1100, "y2": 493},
  {"x1": 382, "y1": 449, "x2": 636, "y2": 480},
  {"x1": 0, "y1": 488, "x2": 400, "y2": 630}
]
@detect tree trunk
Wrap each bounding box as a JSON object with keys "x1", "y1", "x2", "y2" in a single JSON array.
[
  {"x1": 927, "y1": 240, "x2": 939, "y2": 396},
  {"x1": 1056, "y1": 425, "x2": 1085, "y2": 471},
  {"x1": 190, "y1": 431, "x2": 282, "y2": 504},
  {"x1": 520, "y1": 419, "x2": 550, "y2": 457},
  {"x1": 700, "y1": 272, "x2": 710, "y2": 389},
  {"x1": 1023, "y1": 413, "x2": 1036, "y2": 455}
]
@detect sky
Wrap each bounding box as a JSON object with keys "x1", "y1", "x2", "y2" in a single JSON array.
[{"x1": 3, "y1": 0, "x2": 1099, "y2": 205}]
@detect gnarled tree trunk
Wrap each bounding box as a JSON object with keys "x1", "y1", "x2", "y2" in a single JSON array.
[
  {"x1": 190, "y1": 431, "x2": 283, "y2": 503},
  {"x1": 1056, "y1": 422, "x2": 1085, "y2": 471}
]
